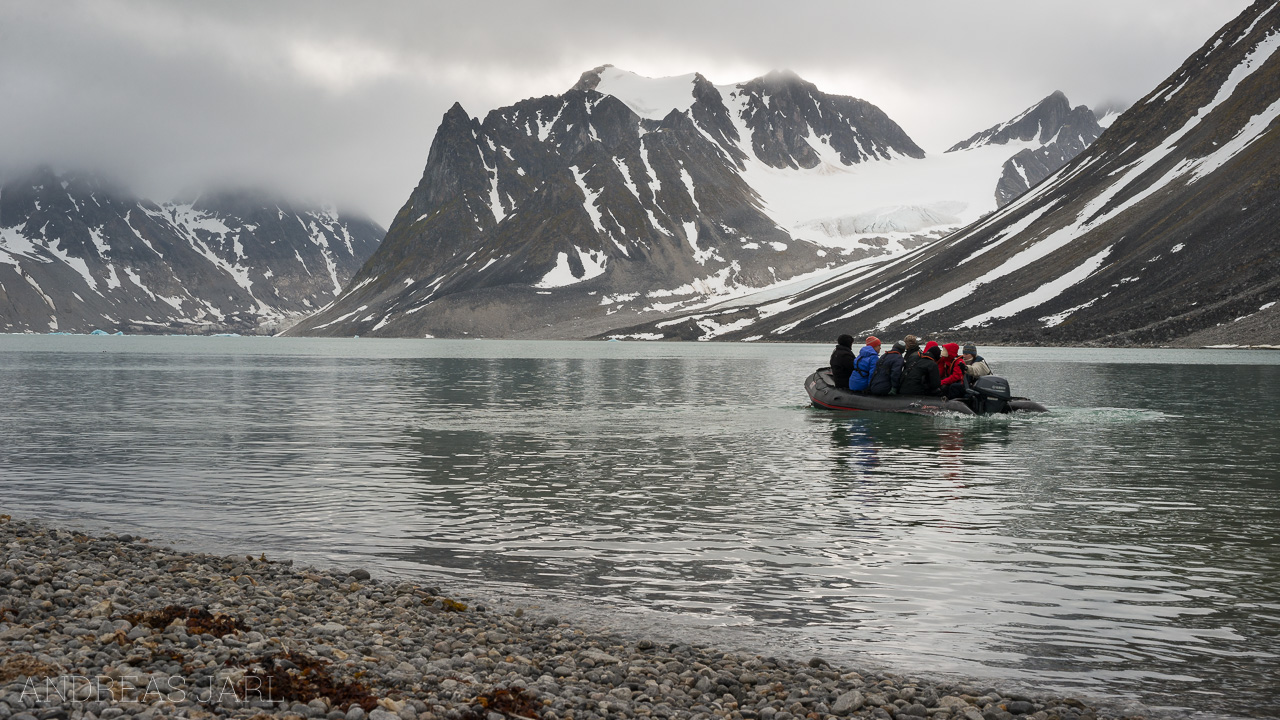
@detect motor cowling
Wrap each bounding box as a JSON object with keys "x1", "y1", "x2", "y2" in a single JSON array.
[
  {"x1": 968, "y1": 375, "x2": 1013, "y2": 414},
  {"x1": 971, "y1": 375, "x2": 1013, "y2": 400}
]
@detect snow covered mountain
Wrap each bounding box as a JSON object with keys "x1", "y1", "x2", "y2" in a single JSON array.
[
  {"x1": 948, "y1": 90, "x2": 1103, "y2": 206},
  {"x1": 290, "y1": 67, "x2": 1101, "y2": 339},
  {"x1": 0, "y1": 168, "x2": 383, "y2": 334},
  {"x1": 609, "y1": 0, "x2": 1280, "y2": 346}
]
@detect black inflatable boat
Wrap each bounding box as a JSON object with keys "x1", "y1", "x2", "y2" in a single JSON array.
[{"x1": 805, "y1": 368, "x2": 1048, "y2": 416}]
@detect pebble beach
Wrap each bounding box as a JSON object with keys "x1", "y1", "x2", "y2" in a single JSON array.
[{"x1": 0, "y1": 515, "x2": 1147, "y2": 720}]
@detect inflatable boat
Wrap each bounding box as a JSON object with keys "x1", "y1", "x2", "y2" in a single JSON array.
[{"x1": 805, "y1": 368, "x2": 1048, "y2": 416}]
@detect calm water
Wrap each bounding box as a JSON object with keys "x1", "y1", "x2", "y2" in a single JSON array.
[{"x1": 1, "y1": 336, "x2": 1278, "y2": 718}]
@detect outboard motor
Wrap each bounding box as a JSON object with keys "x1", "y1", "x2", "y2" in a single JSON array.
[{"x1": 967, "y1": 375, "x2": 1013, "y2": 415}]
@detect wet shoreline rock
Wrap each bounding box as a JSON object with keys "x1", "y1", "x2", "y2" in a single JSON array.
[{"x1": 0, "y1": 515, "x2": 1146, "y2": 720}]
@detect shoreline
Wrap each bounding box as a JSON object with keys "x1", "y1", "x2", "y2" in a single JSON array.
[
  {"x1": 0, "y1": 515, "x2": 1155, "y2": 720},
  {"x1": 5, "y1": 333, "x2": 1280, "y2": 351}
]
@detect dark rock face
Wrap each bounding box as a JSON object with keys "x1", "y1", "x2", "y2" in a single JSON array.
[
  {"x1": 603, "y1": 1, "x2": 1280, "y2": 347},
  {"x1": 0, "y1": 168, "x2": 383, "y2": 334},
  {"x1": 731, "y1": 70, "x2": 925, "y2": 169},
  {"x1": 949, "y1": 90, "x2": 1081, "y2": 152},
  {"x1": 289, "y1": 67, "x2": 925, "y2": 339},
  {"x1": 995, "y1": 104, "x2": 1103, "y2": 206},
  {"x1": 949, "y1": 91, "x2": 1103, "y2": 207}
]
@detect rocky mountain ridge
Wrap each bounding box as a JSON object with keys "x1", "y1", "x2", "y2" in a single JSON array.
[
  {"x1": 604, "y1": 0, "x2": 1280, "y2": 347},
  {"x1": 0, "y1": 168, "x2": 383, "y2": 334},
  {"x1": 289, "y1": 67, "x2": 1102, "y2": 339},
  {"x1": 948, "y1": 90, "x2": 1105, "y2": 206}
]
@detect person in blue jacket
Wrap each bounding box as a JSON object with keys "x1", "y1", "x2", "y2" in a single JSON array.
[{"x1": 847, "y1": 336, "x2": 881, "y2": 392}]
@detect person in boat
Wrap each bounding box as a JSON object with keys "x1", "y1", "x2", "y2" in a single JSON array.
[
  {"x1": 925, "y1": 340, "x2": 944, "y2": 378},
  {"x1": 829, "y1": 334, "x2": 857, "y2": 390},
  {"x1": 963, "y1": 344, "x2": 992, "y2": 381},
  {"x1": 902, "y1": 335, "x2": 921, "y2": 362},
  {"x1": 899, "y1": 345, "x2": 942, "y2": 396},
  {"x1": 847, "y1": 336, "x2": 882, "y2": 392},
  {"x1": 939, "y1": 342, "x2": 968, "y2": 400},
  {"x1": 867, "y1": 339, "x2": 905, "y2": 396}
]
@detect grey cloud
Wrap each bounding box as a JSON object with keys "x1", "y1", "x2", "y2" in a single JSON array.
[{"x1": 0, "y1": 0, "x2": 1250, "y2": 225}]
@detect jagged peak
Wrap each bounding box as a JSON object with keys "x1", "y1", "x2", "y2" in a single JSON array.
[
  {"x1": 1, "y1": 165, "x2": 139, "y2": 203},
  {"x1": 572, "y1": 65, "x2": 612, "y2": 93},
  {"x1": 745, "y1": 69, "x2": 815, "y2": 95},
  {"x1": 433, "y1": 102, "x2": 480, "y2": 147},
  {"x1": 760, "y1": 68, "x2": 804, "y2": 83},
  {"x1": 947, "y1": 90, "x2": 1096, "y2": 153},
  {"x1": 443, "y1": 101, "x2": 471, "y2": 122},
  {"x1": 1012, "y1": 91, "x2": 1073, "y2": 124}
]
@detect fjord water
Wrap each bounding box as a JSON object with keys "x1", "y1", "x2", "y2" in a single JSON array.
[{"x1": 1, "y1": 337, "x2": 1277, "y2": 718}]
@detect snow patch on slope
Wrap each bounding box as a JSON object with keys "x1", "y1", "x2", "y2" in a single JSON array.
[
  {"x1": 593, "y1": 67, "x2": 699, "y2": 120},
  {"x1": 0, "y1": 225, "x2": 40, "y2": 263},
  {"x1": 535, "y1": 248, "x2": 608, "y2": 288},
  {"x1": 571, "y1": 166, "x2": 607, "y2": 237},
  {"x1": 960, "y1": 245, "x2": 1114, "y2": 327}
]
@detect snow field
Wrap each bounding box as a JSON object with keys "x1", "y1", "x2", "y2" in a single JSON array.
[{"x1": 535, "y1": 248, "x2": 608, "y2": 289}]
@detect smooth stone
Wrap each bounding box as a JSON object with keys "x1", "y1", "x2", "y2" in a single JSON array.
[
  {"x1": 313, "y1": 622, "x2": 347, "y2": 636},
  {"x1": 832, "y1": 690, "x2": 864, "y2": 714}
]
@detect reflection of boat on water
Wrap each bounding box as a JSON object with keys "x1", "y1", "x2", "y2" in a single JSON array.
[{"x1": 805, "y1": 368, "x2": 1048, "y2": 416}]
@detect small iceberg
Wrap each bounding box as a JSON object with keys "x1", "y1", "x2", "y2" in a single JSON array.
[{"x1": 89, "y1": 329, "x2": 109, "y2": 336}]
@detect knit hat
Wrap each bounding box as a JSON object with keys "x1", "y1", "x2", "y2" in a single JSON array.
[
  {"x1": 837, "y1": 334, "x2": 854, "y2": 348},
  {"x1": 903, "y1": 335, "x2": 919, "y2": 351},
  {"x1": 925, "y1": 346, "x2": 941, "y2": 360},
  {"x1": 943, "y1": 342, "x2": 960, "y2": 358},
  {"x1": 923, "y1": 341, "x2": 939, "y2": 352},
  {"x1": 892, "y1": 340, "x2": 906, "y2": 353},
  {"x1": 963, "y1": 344, "x2": 977, "y2": 357},
  {"x1": 865, "y1": 335, "x2": 881, "y2": 349}
]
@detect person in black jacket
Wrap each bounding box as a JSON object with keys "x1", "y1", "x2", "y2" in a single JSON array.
[
  {"x1": 867, "y1": 340, "x2": 905, "y2": 395},
  {"x1": 899, "y1": 345, "x2": 942, "y2": 396},
  {"x1": 902, "y1": 335, "x2": 921, "y2": 362},
  {"x1": 829, "y1": 334, "x2": 857, "y2": 389}
]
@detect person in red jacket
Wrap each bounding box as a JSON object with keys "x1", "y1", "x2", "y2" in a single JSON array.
[
  {"x1": 939, "y1": 342, "x2": 968, "y2": 399},
  {"x1": 927, "y1": 340, "x2": 945, "y2": 376}
]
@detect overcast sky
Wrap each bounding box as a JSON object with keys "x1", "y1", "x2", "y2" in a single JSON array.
[{"x1": 0, "y1": 0, "x2": 1251, "y2": 226}]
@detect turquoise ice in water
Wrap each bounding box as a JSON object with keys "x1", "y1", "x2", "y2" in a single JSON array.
[{"x1": 0, "y1": 336, "x2": 1277, "y2": 718}]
